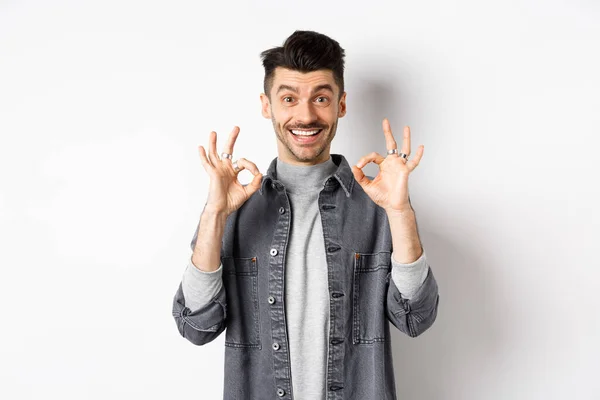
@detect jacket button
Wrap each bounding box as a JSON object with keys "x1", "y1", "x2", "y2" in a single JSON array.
[
  {"x1": 277, "y1": 388, "x2": 285, "y2": 397},
  {"x1": 272, "y1": 342, "x2": 280, "y2": 350},
  {"x1": 278, "y1": 207, "x2": 285, "y2": 214},
  {"x1": 268, "y1": 296, "x2": 276, "y2": 304},
  {"x1": 270, "y1": 248, "x2": 278, "y2": 256}
]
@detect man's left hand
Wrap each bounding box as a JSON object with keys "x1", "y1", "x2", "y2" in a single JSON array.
[{"x1": 351, "y1": 118, "x2": 424, "y2": 215}]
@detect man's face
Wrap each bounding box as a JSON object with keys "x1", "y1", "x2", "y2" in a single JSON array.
[{"x1": 260, "y1": 67, "x2": 346, "y2": 166}]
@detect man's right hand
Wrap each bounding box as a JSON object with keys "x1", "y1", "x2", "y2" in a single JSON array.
[{"x1": 198, "y1": 126, "x2": 263, "y2": 217}]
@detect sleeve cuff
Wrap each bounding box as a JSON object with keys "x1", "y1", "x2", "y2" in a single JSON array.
[
  {"x1": 391, "y1": 250, "x2": 430, "y2": 300},
  {"x1": 181, "y1": 256, "x2": 224, "y2": 312}
]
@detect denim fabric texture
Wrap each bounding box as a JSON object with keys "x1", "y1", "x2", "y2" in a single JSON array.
[{"x1": 172, "y1": 153, "x2": 440, "y2": 400}]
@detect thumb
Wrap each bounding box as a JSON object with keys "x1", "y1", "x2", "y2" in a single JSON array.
[
  {"x1": 351, "y1": 165, "x2": 371, "y2": 189},
  {"x1": 245, "y1": 173, "x2": 264, "y2": 196}
]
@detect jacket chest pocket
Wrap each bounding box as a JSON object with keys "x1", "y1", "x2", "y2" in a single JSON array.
[
  {"x1": 352, "y1": 251, "x2": 391, "y2": 344},
  {"x1": 222, "y1": 256, "x2": 261, "y2": 348}
]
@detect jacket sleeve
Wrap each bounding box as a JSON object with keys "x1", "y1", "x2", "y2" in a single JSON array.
[
  {"x1": 172, "y1": 218, "x2": 228, "y2": 346},
  {"x1": 386, "y1": 258, "x2": 440, "y2": 338}
]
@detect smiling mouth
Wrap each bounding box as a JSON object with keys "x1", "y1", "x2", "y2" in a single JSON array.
[{"x1": 288, "y1": 128, "x2": 323, "y2": 136}]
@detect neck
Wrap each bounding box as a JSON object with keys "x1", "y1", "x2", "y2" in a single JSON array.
[{"x1": 276, "y1": 144, "x2": 331, "y2": 166}]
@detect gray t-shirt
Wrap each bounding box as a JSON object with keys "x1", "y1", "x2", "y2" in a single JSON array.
[{"x1": 274, "y1": 156, "x2": 339, "y2": 399}]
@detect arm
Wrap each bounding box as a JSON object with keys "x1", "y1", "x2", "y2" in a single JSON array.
[
  {"x1": 385, "y1": 206, "x2": 439, "y2": 337},
  {"x1": 351, "y1": 119, "x2": 439, "y2": 337},
  {"x1": 172, "y1": 127, "x2": 263, "y2": 346},
  {"x1": 172, "y1": 209, "x2": 228, "y2": 346},
  {"x1": 172, "y1": 127, "x2": 262, "y2": 345}
]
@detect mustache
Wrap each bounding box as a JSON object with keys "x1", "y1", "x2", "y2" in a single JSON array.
[{"x1": 286, "y1": 124, "x2": 326, "y2": 130}]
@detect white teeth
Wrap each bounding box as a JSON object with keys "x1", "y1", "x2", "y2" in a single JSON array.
[{"x1": 291, "y1": 129, "x2": 320, "y2": 136}]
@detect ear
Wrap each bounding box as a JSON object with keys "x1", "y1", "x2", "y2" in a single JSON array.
[
  {"x1": 338, "y1": 91, "x2": 347, "y2": 118},
  {"x1": 260, "y1": 93, "x2": 271, "y2": 119}
]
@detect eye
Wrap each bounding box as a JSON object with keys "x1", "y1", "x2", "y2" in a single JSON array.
[
  {"x1": 283, "y1": 97, "x2": 294, "y2": 103},
  {"x1": 315, "y1": 96, "x2": 329, "y2": 103}
]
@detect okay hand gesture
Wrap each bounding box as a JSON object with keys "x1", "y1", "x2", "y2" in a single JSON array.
[
  {"x1": 198, "y1": 126, "x2": 263, "y2": 217},
  {"x1": 351, "y1": 118, "x2": 424, "y2": 215}
]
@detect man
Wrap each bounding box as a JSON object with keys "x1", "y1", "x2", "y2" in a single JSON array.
[{"x1": 172, "y1": 30, "x2": 439, "y2": 400}]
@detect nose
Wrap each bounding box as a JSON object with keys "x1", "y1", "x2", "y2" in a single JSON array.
[{"x1": 295, "y1": 100, "x2": 318, "y2": 125}]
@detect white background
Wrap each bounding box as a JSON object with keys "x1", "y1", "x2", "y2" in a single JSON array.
[{"x1": 1, "y1": 0, "x2": 599, "y2": 399}]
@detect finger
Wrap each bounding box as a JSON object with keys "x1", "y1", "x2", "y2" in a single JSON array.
[
  {"x1": 244, "y1": 167, "x2": 264, "y2": 196},
  {"x1": 236, "y1": 158, "x2": 263, "y2": 196},
  {"x1": 231, "y1": 159, "x2": 246, "y2": 174},
  {"x1": 235, "y1": 157, "x2": 260, "y2": 176},
  {"x1": 383, "y1": 118, "x2": 398, "y2": 152},
  {"x1": 407, "y1": 145, "x2": 424, "y2": 171},
  {"x1": 222, "y1": 126, "x2": 240, "y2": 163},
  {"x1": 401, "y1": 125, "x2": 411, "y2": 157},
  {"x1": 209, "y1": 131, "x2": 220, "y2": 165},
  {"x1": 356, "y1": 152, "x2": 385, "y2": 169},
  {"x1": 351, "y1": 165, "x2": 372, "y2": 188},
  {"x1": 198, "y1": 145, "x2": 214, "y2": 169}
]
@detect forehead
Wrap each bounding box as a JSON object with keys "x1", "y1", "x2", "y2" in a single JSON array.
[{"x1": 271, "y1": 67, "x2": 338, "y2": 95}]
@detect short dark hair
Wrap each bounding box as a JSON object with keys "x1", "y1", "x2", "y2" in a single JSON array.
[{"x1": 260, "y1": 30, "x2": 346, "y2": 99}]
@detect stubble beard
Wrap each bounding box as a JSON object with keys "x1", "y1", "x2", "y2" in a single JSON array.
[{"x1": 271, "y1": 115, "x2": 338, "y2": 163}]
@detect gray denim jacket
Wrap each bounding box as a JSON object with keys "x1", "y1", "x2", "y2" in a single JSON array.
[{"x1": 172, "y1": 154, "x2": 440, "y2": 400}]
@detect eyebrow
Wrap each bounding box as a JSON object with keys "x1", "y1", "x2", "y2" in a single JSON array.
[{"x1": 275, "y1": 84, "x2": 335, "y2": 95}]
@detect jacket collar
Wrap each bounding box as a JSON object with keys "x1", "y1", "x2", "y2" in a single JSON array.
[{"x1": 259, "y1": 154, "x2": 355, "y2": 197}]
